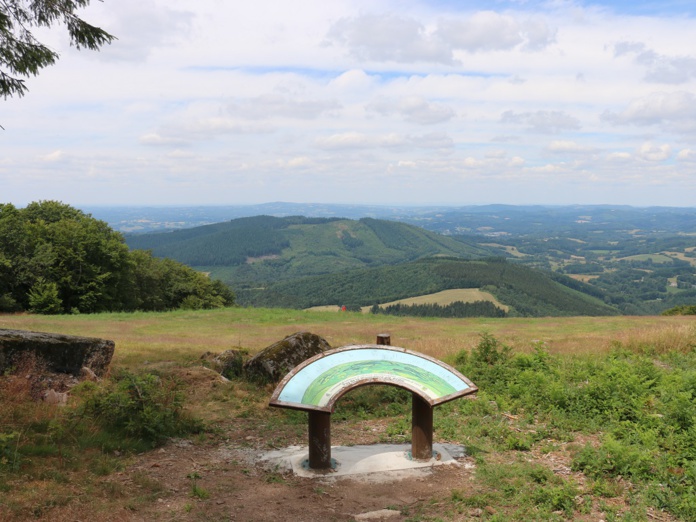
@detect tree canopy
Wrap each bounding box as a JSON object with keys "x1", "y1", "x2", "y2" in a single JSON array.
[
  {"x1": 0, "y1": 201, "x2": 235, "y2": 314},
  {"x1": 0, "y1": 0, "x2": 114, "y2": 99}
]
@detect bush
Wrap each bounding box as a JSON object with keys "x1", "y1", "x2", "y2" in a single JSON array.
[
  {"x1": 0, "y1": 431, "x2": 21, "y2": 470},
  {"x1": 78, "y1": 371, "x2": 202, "y2": 446}
]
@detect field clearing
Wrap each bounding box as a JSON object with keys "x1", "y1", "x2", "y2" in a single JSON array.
[
  {"x1": 567, "y1": 274, "x2": 600, "y2": 282},
  {"x1": 369, "y1": 288, "x2": 509, "y2": 311},
  {"x1": 617, "y1": 253, "x2": 674, "y2": 264},
  {"x1": 664, "y1": 251, "x2": 696, "y2": 266},
  {"x1": 481, "y1": 243, "x2": 527, "y2": 257},
  {"x1": 1, "y1": 308, "x2": 694, "y2": 366},
  {"x1": 308, "y1": 288, "x2": 509, "y2": 314}
]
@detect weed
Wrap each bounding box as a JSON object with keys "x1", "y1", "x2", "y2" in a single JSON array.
[
  {"x1": 190, "y1": 483, "x2": 210, "y2": 500},
  {"x1": 264, "y1": 472, "x2": 286, "y2": 484},
  {"x1": 187, "y1": 472, "x2": 210, "y2": 500}
]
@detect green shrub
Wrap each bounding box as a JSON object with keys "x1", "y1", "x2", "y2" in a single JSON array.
[
  {"x1": 78, "y1": 371, "x2": 202, "y2": 446},
  {"x1": 0, "y1": 431, "x2": 21, "y2": 470},
  {"x1": 572, "y1": 437, "x2": 656, "y2": 480}
]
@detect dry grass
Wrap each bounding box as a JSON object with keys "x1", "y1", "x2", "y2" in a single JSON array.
[
  {"x1": 1, "y1": 309, "x2": 694, "y2": 366},
  {"x1": 613, "y1": 322, "x2": 696, "y2": 354}
]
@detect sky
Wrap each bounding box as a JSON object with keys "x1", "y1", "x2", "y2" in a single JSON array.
[{"x1": 3, "y1": 0, "x2": 696, "y2": 208}]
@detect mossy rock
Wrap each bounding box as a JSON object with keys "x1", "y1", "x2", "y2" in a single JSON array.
[
  {"x1": 243, "y1": 332, "x2": 330, "y2": 383},
  {"x1": 201, "y1": 349, "x2": 248, "y2": 379}
]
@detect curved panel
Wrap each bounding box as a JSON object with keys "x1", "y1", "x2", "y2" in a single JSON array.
[{"x1": 269, "y1": 344, "x2": 477, "y2": 413}]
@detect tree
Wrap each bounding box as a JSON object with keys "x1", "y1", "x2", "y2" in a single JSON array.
[
  {"x1": 0, "y1": 201, "x2": 236, "y2": 314},
  {"x1": 0, "y1": 0, "x2": 114, "y2": 100}
]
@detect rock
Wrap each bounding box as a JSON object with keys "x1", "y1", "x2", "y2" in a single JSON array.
[
  {"x1": 0, "y1": 328, "x2": 114, "y2": 377},
  {"x1": 243, "y1": 332, "x2": 330, "y2": 383},
  {"x1": 43, "y1": 389, "x2": 68, "y2": 406},
  {"x1": 80, "y1": 366, "x2": 99, "y2": 381},
  {"x1": 201, "y1": 349, "x2": 248, "y2": 379},
  {"x1": 353, "y1": 509, "x2": 401, "y2": 520}
]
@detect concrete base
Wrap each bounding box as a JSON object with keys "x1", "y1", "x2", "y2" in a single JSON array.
[{"x1": 259, "y1": 443, "x2": 466, "y2": 479}]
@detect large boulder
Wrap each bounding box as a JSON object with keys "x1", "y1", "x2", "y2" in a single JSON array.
[
  {"x1": 243, "y1": 331, "x2": 330, "y2": 383},
  {"x1": 0, "y1": 328, "x2": 114, "y2": 377}
]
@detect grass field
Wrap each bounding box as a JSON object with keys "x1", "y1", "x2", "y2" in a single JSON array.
[
  {"x1": 1, "y1": 308, "x2": 693, "y2": 366},
  {"x1": 3, "y1": 309, "x2": 696, "y2": 521}
]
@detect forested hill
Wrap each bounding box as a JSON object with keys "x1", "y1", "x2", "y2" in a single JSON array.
[
  {"x1": 238, "y1": 257, "x2": 620, "y2": 317},
  {"x1": 126, "y1": 215, "x2": 494, "y2": 284}
]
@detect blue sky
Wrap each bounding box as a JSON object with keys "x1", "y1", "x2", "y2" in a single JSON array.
[{"x1": 2, "y1": 0, "x2": 696, "y2": 207}]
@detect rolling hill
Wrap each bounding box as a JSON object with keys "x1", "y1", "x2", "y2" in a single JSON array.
[
  {"x1": 237, "y1": 257, "x2": 620, "y2": 317},
  {"x1": 126, "y1": 215, "x2": 495, "y2": 285}
]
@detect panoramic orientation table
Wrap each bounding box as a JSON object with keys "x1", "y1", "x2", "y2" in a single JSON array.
[{"x1": 270, "y1": 336, "x2": 478, "y2": 469}]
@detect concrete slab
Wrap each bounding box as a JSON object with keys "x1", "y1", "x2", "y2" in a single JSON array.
[{"x1": 259, "y1": 443, "x2": 466, "y2": 480}]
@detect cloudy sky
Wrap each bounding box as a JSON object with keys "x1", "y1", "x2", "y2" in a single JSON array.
[{"x1": 3, "y1": 0, "x2": 696, "y2": 207}]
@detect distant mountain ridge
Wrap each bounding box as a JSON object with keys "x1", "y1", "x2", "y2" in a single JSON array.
[
  {"x1": 92, "y1": 203, "x2": 696, "y2": 237},
  {"x1": 126, "y1": 215, "x2": 494, "y2": 285}
]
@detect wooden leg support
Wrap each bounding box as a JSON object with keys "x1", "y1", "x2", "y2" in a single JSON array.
[
  {"x1": 411, "y1": 394, "x2": 433, "y2": 460},
  {"x1": 308, "y1": 410, "x2": 332, "y2": 469}
]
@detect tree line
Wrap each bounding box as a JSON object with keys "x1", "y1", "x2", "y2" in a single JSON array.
[
  {"x1": 370, "y1": 300, "x2": 507, "y2": 318},
  {"x1": 0, "y1": 201, "x2": 235, "y2": 314}
]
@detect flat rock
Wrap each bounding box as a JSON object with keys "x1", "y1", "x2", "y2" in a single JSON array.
[
  {"x1": 354, "y1": 509, "x2": 401, "y2": 520},
  {"x1": 0, "y1": 328, "x2": 114, "y2": 377}
]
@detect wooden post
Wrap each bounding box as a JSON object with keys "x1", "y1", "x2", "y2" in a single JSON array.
[
  {"x1": 308, "y1": 410, "x2": 332, "y2": 469},
  {"x1": 411, "y1": 394, "x2": 433, "y2": 460},
  {"x1": 376, "y1": 333, "x2": 391, "y2": 346}
]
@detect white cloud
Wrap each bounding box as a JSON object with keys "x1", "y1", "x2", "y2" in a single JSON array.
[
  {"x1": 139, "y1": 133, "x2": 190, "y2": 147},
  {"x1": 607, "y1": 152, "x2": 633, "y2": 162},
  {"x1": 324, "y1": 10, "x2": 555, "y2": 66},
  {"x1": 285, "y1": 156, "x2": 315, "y2": 168},
  {"x1": 602, "y1": 91, "x2": 696, "y2": 132},
  {"x1": 87, "y1": 0, "x2": 194, "y2": 62},
  {"x1": 366, "y1": 96, "x2": 455, "y2": 124},
  {"x1": 314, "y1": 131, "x2": 453, "y2": 150},
  {"x1": 637, "y1": 142, "x2": 672, "y2": 162},
  {"x1": 326, "y1": 13, "x2": 453, "y2": 64},
  {"x1": 500, "y1": 110, "x2": 581, "y2": 133},
  {"x1": 547, "y1": 140, "x2": 596, "y2": 154},
  {"x1": 41, "y1": 150, "x2": 67, "y2": 163},
  {"x1": 227, "y1": 94, "x2": 340, "y2": 120},
  {"x1": 614, "y1": 41, "x2": 696, "y2": 84},
  {"x1": 437, "y1": 11, "x2": 555, "y2": 53},
  {"x1": 677, "y1": 149, "x2": 696, "y2": 162}
]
